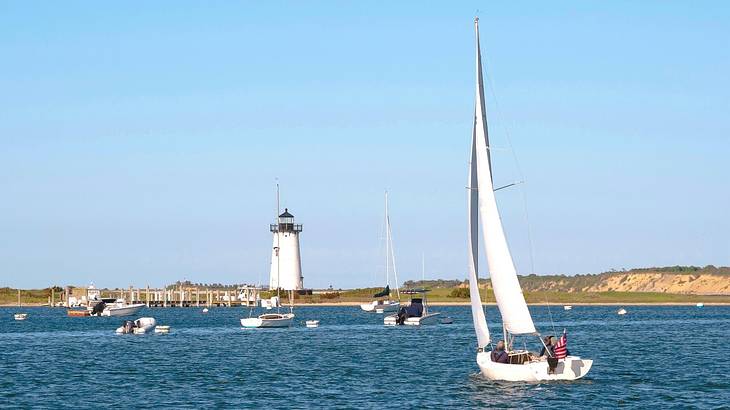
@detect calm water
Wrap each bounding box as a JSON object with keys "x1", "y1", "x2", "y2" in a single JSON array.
[{"x1": 1, "y1": 305, "x2": 728, "y2": 409}]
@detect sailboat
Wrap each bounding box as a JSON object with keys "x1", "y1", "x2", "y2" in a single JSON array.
[
  {"x1": 467, "y1": 17, "x2": 592, "y2": 381},
  {"x1": 360, "y1": 191, "x2": 401, "y2": 313},
  {"x1": 241, "y1": 183, "x2": 295, "y2": 329},
  {"x1": 14, "y1": 289, "x2": 28, "y2": 321}
]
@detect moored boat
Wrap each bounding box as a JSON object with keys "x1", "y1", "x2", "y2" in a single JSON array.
[
  {"x1": 384, "y1": 289, "x2": 440, "y2": 326},
  {"x1": 116, "y1": 317, "x2": 156, "y2": 334},
  {"x1": 241, "y1": 313, "x2": 294, "y2": 328}
]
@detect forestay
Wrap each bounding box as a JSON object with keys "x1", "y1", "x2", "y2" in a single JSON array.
[{"x1": 469, "y1": 17, "x2": 536, "y2": 336}]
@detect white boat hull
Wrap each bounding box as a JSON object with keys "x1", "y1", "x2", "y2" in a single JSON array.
[
  {"x1": 384, "y1": 312, "x2": 441, "y2": 326},
  {"x1": 102, "y1": 304, "x2": 145, "y2": 317},
  {"x1": 241, "y1": 313, "x2": 294, "y2": 328},
  {"x1": 477, "y1": 352, "x2": 592, "y2": 382},
  {"x1": 360, "y1": 300, "x2": 400, "y2": 313},
  {"x1": 14, "y1": 313, "x2": 28, "y2": 321}
]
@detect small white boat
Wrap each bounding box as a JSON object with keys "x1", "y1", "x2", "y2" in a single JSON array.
[
  {"x1": 14, "y1": 290, "x2": 27, "y2": 321},
  {"x1": 102, "y1": 299, "x2": 145, "y2": 317},
  {"x1": 116, "y1": 317, "x2": 156, "y2": 334},
  {"x1": 202, "y1": 308, "x2": 209, "y2": 313},
  {"x1": 241, "y1": 313, "x2": 294, "y2": 329},
  {"x1": 440, "y1": 317, "x2": 454, "y2": 324},
  {"x1": 617, "y1": 308, "x2": 627, "y2": 315},
  {"x1": 154, "y1": 325, "x2": 171, "y2": 334},
  {"x1": 305, "y1": 320, "x2": 320, "y2": 328},
  {"x1": 384, "y1": 289, "x2": 440, "y2": 326},
  {"x1": 696, "y1": 302, "x2": 704, "y2": 308},
  {"x1": 360, "y1": 298, "x2": 400, "y2": 313},
  {"x1": 563, "y1": 305, "x2": 572, "y2": 311}
]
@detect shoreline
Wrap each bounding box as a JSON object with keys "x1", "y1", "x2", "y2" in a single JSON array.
[{"x1": 3, "y1": 301, "x2": 728, "y2": 307}]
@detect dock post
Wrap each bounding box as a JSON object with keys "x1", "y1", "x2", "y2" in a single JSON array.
[
  {"x1": 196, "y1": 288, "x2": 200, "y2": 307},
  {"x1": 51, "y1": 287, "x2": 55, "y2": 307}
]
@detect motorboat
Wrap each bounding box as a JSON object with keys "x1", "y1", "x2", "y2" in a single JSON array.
[
  {"x1": 563, "y1": 305, "x2": 573, "y2": 311},
  {"x1": 305, "y1": 320, "x2": 320, "y2": 328},
  {"x1": 360, "y1": 192, "x2": 401, "y2": 313},
  {"x1": 384, "y1": 289, "x2": 440, "y2": 326},
  {"x1": 465, "y1": 17, "x2": 592, "y2": 381},
  {"x1": 89, "y1": 298, "x2": 145, "y2": 317},
  {"x1": 115, "y1": 317, "x2": 156, "y2": 334},
  {"x1": 14, "y1": 313, "x2": 28, "y2": 321},
  {"x1": 241, "y1": 313, "x2": 294, "y2": 329}
]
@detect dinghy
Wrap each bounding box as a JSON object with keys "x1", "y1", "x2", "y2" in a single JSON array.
[
  {"x1": 384, "y1": 289, "x2": 440, "y2": 326},
  {"x1": 305, "y1": 320, "x2": 320, "y2": 328},
  {"x1": 466, "y1": 17, "x2": 592, "y2": 382},
  {"x1": 115, "y1": 317, "x2": 156, "y2": 334},
  {"x1": 360, "y1": 192, "x2": 401, "y2": 313}
]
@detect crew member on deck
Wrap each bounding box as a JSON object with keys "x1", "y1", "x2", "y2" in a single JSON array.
[
  {"x1": 540, "y1": 335, "x2": 555, "y2": 357},
  {"x1": 491, "y1": 340, "x2": 509, "y2": 363}
]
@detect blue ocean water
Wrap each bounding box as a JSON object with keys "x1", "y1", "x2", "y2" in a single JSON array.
[{"x1": 1, "y1": 305, "x2": 728, "y2": 409}]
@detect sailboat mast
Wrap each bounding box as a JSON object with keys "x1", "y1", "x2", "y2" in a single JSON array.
[
  {"x1": 474, "y1": 17, "x2": 493, "y2": 181},
  {"x1": 385, "y1": 191, "x2": 390, "y2": 289},
  {"x1": 276, "y1": 182, "x2": 281, "y2": 314}
]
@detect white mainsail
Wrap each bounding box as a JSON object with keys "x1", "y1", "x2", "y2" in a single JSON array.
[
  {"x1": 468, "y1": 131, "x2": 490, "y2": 347},
  {"x1": 469, "y1": 17, "x2": 536, "y2": 337}
]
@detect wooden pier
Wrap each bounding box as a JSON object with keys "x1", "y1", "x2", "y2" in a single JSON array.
[{"x1": 61, "y1": 285, "x2": 263, "y2": 308}]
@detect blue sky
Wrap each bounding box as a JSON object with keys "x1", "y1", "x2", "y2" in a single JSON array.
[{"x1": 1, "y1": 2, "x2": 728, "y2": 289}]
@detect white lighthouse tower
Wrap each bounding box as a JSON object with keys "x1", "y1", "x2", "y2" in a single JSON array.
[{"x1": 269, "y1": 207, "x2": 304, "y2": 290}]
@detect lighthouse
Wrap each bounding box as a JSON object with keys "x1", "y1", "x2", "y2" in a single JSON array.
[{"x1": 269, "y1": 208, "x2": 304, "y2": 290}]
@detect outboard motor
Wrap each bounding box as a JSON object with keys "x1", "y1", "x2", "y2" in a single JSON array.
[
  {"x1": 396, "y1": 307, "x2": 408, "y2": 325},
  {"x1": 122, "y1": 320, "x2": 136, "y2": 334},
  {"x1": 90, "y1": 301, "x2": 106, "y2": 316}
]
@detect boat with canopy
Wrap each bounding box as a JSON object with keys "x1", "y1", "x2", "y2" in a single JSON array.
[{"x1": 467, "y1": 17, "x2": 592, "y2": 381}]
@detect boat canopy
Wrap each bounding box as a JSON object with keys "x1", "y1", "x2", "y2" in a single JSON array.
[{"x1": 373, "y1": 285, "x2": 390, "y2": 298}]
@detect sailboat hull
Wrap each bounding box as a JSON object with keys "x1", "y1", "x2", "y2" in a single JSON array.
[
  {"x1": 477, "y1": 352, "x2": 592, "y2": 382},
  {"x1": 360, "y1": 300, "x2": 400, "y2": 313},
  {"x1": 240, "y1": 313, "x2": 294, "y2": 328}
]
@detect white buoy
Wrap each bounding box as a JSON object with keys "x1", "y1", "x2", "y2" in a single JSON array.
[
  {"x1": 617, "y1": 308, "x2": 627, "y2": 315},
  {"x1": 202, "y1": 308, "x2": 209, "y2": 313},
  {"x1": 696, "y1": 302, "x2": 704, "y2": 308}
]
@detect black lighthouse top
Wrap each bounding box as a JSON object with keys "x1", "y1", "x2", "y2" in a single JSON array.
[{"x1": 271, "y1": 208, "x2": 303, "y2": 233}]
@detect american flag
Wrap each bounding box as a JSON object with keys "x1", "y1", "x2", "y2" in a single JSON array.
[{"x1": 554, "y1": 329, "x2": 568, "y2": 359}]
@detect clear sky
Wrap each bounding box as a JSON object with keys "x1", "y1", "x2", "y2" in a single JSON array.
[{"x1": 1, "y1": 1, "x2": 728, "y2": 289}]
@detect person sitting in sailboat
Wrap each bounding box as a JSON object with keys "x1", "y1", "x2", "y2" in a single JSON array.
[{"x1": 490, "y1": 341, "x2": 509, "y2": 364}]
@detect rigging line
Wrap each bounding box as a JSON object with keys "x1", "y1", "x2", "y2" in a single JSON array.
[{"x1": 482, "y1": 51, "x2": 557, "y2": 335}]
